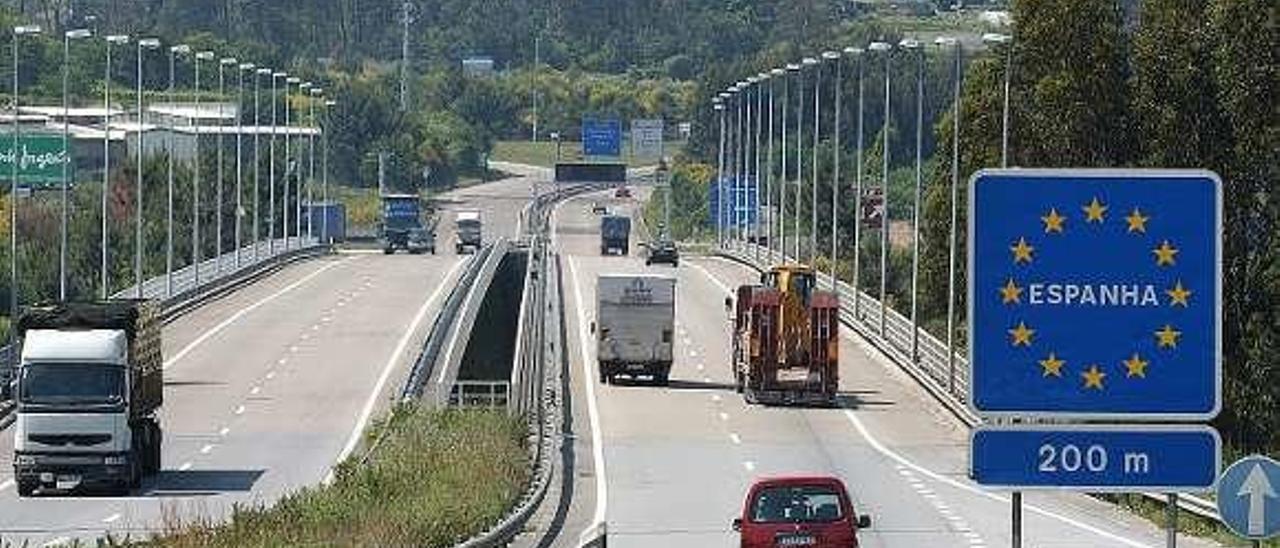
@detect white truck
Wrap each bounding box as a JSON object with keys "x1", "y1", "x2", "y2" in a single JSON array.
[
  {"x1": 11, "y1": 301, "x2": 164, "y2": 496},
  {"x1": 455, "y1": 210, "x2": 483, "y2": 254},
  {"x1": 593, "y1": 274, "x2": 676, "y2": 385}
]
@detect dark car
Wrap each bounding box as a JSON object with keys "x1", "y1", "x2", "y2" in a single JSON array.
[
  {"x1": 615, "y1": 186, "x2": 632, "y2": 198},
  {"x1": 734, "y1": 476, "x2": 871, "y2": 548},
  {"x1": 645, "y1": 239, "x2": 679, "y2": 267}
]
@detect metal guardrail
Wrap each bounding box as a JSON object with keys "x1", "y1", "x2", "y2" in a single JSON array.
[
  {"x1": 0, "y1": 237, "x2": 327, "y2": 429},
  {"x1": 718, "y1": 242, "x2": 1227, "y2": 525}
]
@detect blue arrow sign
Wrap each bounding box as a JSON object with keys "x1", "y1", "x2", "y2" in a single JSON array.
[
  {"x1": 971, "y1": 425, "x2": 1220, "y2": 491},
  {"x1": 968, "y1": 169, "x2": 1222, "y2": 420},
  {"x1": 1217, "y1": 455, "x2": 1280, "y2": 540}
]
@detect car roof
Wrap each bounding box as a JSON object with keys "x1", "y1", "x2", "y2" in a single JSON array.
[{"x1": 752, "y1": 475, "x2": 848, "y2": 489}]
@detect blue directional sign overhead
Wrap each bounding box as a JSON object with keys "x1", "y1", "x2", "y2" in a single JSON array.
[
  {"x1": 968, "y1": 169, "x2": 1221, "y2": 419},
  {"x1": 1217, "y1": 455, "x2": 1280, "y2": 540},
  {"x1": 582, "y1": 118, "x2": 622, "y2": 157},
  {"x1": 971, "y1": 425, "x2": 1220, "y2": 491}
]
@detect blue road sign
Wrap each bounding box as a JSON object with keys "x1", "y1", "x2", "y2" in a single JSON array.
[
  {"x1": 1217, "y1": 455, "x2": 1280, "y2": 540},
  {"x1": 708, "y1": 176, "x2": 758, "y2": 229},
  {"x1": 968, "y1": 169, "x2": 1221, "y2": 419},
  {"x1": 971, "y1": 425, "x2": 1220, "y2": 491},
  {"x1": 582, "y1": 119, "x2": 622, "y2": 157}
]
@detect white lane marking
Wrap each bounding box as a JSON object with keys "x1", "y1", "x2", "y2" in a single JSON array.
[
  {"x1": 697, "y1": 363, "x2": 705, "y2": 371},
  {"x1": 179, "y1": 462, "x2": 192, "y2": 471},
  {"x1": 743, "y1": 461, "x2": 756, "y2": 472},
  {"x1": 0, "y1": 478, "x2": 13, "y2": 492},
  {"x1": 696, "y1": 257, "x2": 1117, "y2": 548},
  {"x1": 300, "y1": 333, "x2": 311, "y2": 341},
  {"x1": 567, "y1": 256, "x2": 609, "y2": 531},
  {"x1": 312, "y1": 324, "x2": 320, "y2": 331},
  {"x1": 328, "y1": 258, "x2": 467, "y2": 482},
  {"x1": 200, "y1": 444, "x2": 214, "y2": 454},
  {"x1": 250, "y1": 386, "x2": 261, "y2": 395},
  {"x1": 289, "y1": 346, "x2": 298, "y2": 353},
  {"x1": 718, "y1": 412, "x2": 729, "y2": 421},
  {"x1": 276, "y1": 357, "x2": 287, "y2": 365},
  {"x1": 102, "y1": 513, "x2": 121, "y2": 524},
  {"x1": 42, "y1": 537, "x2": 70, "y2": 547},
  {"x1": 164, "y1": 258, "x2": 353, "y2": 369},
  {"x1": 711, "y1": 394, "x2": 721, "y2": 402},
  {"x1": 219, "y1": 427, "x2": 230, "y2": 437},
  {"x1": 842, "y1": 410, "x2": 1148, "y2": 547},
  {"x1": 729, "y1": 433, "x2": 742, "y2": 445},
  {"x1": 688, "y1": 350, "x2": 698, "y2": 358},
  {"x1": 266, "y1": 371, "x2": 276, "y2": 380},
  {"x1": 234, "y1": 405, "x2": 245, "y2": 415}
]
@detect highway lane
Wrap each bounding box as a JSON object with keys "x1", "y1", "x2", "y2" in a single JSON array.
[
  {"x1": 0, "y1": 173, "x2": 539, "y2": 545},
  {"x1": 546, "y1": 189, "x2": 1219, "y2": 548}
]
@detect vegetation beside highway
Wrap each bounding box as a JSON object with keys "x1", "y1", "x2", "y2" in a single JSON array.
[{"x1": 132, "y1": 407, "x2": 529, "y2": 547}]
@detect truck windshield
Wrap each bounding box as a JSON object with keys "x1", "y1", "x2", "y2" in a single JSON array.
[
  {"x1": 20, "y1": 363, "x2": 125, "y2": 406},
  {"x1": 751, "y1": 485, "x2": 844, "y2": 523}
]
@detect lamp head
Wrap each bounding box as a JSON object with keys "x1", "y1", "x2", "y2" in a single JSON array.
[
  {"x1": 106, "y1": 34, "x2": 130, "y2": 44},
  {"x1": 65, "y1": 29, "x2": 92, "y2": 39}
]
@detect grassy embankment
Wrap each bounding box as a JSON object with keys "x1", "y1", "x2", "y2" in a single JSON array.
[{"x1": 123, "y1": 407, "x2": 529, "y2": 547}]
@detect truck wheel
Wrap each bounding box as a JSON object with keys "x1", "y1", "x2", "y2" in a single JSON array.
[
  {"x1": 598, "y1": 366, "x2": 609, "y2": 384},
  {"x1": 148, "y1": 423, "x2": 163, "y2": 474},
  {"x1": 16, "y1": 479, "x2": 36, "y2": 497},
  {"x1": 654, "y1": 373, "x2": 670, "y2": 387},
  {"x1": 734, "y1": 372, "x2": 744, "y2": 393},
  {"x1": 744, "y1": 387, "x2": 759, "y2": 405},
  {"x1": 383, "y1": 248, "x2": 394, "y2": 255}
]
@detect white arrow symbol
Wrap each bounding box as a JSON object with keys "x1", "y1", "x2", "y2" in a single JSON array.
[{"x1": 1238, "y1": 463, "x2": 1277, "y2": 536}]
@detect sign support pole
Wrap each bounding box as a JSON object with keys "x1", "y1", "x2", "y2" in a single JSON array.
[
  {"x1": 1011, "y1": 492, "x2": 1022, "y2": 548},
  {"x1": 1166, "y1": 493, "x2": 1178, "y2": 548}
]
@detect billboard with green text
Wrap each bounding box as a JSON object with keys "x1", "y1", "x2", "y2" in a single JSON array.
[{"x1": 0, "y1": 133, "x2": 70, "y2": 188}]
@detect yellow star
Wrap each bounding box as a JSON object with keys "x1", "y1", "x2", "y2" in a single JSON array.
[
  {"x1": 1155, "y1": 325, "x2": 1182, "y2": 348},
  {"x1": 1166, "y1": 281, "x2": 1192, "y2": 307},
  {"x1": 1082, "y1": 365, "x2": 1106, "y2": 389},
  {"x1": 1083, "y1": 197, "x2": 1108, "y2": 223},
  {"x1": 1041, "y1": 208, "x2": 1066, "y2": 234},
  {"x1": 1000, "y1": 279, "x2": 1024, "y2": 304},
  {"x1": 1125, "y1": 208, "x2": 1150, "y2": 233},
  {"x1": 1009, "y1": 322, "x2": 1035, "y2": 347},
  {"x1": 1010, "y1": 237, "x2": 1035, "y2": 264},
  {"x1": 1123, "y1": 353, "x2": 1149, "y2": 378},
  {"x1": 1039, "y1": 353, "x2": 1065, "y2": 377},
  {"x1": 1153, "y1": 240, "x2": 1179, "y2": 266}
]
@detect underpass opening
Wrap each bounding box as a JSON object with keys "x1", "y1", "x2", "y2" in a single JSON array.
[{"x1": 453, "y1": 249, "x2": 529, "y2": 408}]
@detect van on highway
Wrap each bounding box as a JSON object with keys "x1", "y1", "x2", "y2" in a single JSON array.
[{"x1": 593, "y1": 274, "x2": 676, "y2": 385}]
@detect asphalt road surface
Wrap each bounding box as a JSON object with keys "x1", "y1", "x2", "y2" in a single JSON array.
[
  {"x1": 0, "y1": 172, "x2": 542, "y2": 546},
  {"x1": 529, "y1": 187, "x2": 1220, "y2": 548}
]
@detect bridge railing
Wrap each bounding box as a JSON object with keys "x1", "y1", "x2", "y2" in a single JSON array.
[
  {"x1": 1, "y1": 237, "x2": 326, "y2": 427},
  {"x1": 719, "y1": 241, "x2": 1224, "y2": 524}
]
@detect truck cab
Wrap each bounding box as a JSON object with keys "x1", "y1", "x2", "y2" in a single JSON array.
[
  {"x1": 600, "y1": 215, "x2": 631, "y2": 255},
  {"x1": 381, "y1": 194, "x2": 434, "y2": 254},
  {"x1": 455, "y1": 210, "x2": 483, "y2": 254},
  {"x1": 13, "y1": 301, "x2": 163, "y2": 496}
]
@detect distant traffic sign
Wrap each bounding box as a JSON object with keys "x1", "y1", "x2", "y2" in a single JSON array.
[
  {"x1": 968, "y1": 169, "x2": 1221, "y2": 420},
  {"x1": 970, "y1": 425, "x2": 1219, "y2": 491},
  {"x1": 631, "y1": 119, "x2": 664, "y2": 159},
  {"x1": 1217, "y1": 455, "x2": 1280, "y2": 540},
  {"x1": 582, "y1": 119, "x2": 622, "y2": 157}
]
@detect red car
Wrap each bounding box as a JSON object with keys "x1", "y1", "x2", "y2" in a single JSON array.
[{"x1": 733, "y1": 476, "x2": 871, "y2": 548}]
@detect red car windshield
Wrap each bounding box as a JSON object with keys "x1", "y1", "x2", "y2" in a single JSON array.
[{"x1": 750, "y1": 485, "x2": 844, "y2": 523}]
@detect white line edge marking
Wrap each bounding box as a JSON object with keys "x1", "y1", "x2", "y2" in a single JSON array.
[
  {"x1": 101, "y1": 513, "x2": 121, "y2": 524},
  {"x1": 0, "y1": 478, "x2": 13, "y2": 492},
  {"x1": 567, "y1": 255, "x2": 609, "y2": 532},
  {"x1": 200, "y1": 444, "x2": 214, "y2": 454},
  {"x1": 179, "y1": 462, "x2": 192, "y2": 471},
  {"x1": 164, "y1": 258, "x2": 353, "y2": 369},
  {"x1": 327, "y1": 257, "x2": 467, "y2": 483},
  {"x1": 698, "y1": 257, "x2": 1152, "y2": 548}
]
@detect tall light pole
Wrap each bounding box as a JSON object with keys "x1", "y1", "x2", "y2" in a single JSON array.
[
  {"x1": 754, "y1": 73, "x2": 766, "y2": 260},
  {"x1": 255, "y1": 67, "x2": 270, "y2": 259},
  {"x1": 308, "y1": 86, "x2": 321, "y2": 241},
  {"x1": 236, "y1": 63, "x2": 252, "y2": 267},
  {"x1": 102, "y1": 34, "x2": 129, "y2": 299},
  {"x1": 714, "y1": 96, "x2": 726, "y2": 246},
  {"x1": 783, "y1": 63, "x2": 799, "y2": 259},
  {"x1": 849, "y1": 46, "x2": 865, "y2": 319},
  {"x1": 794, "y1": 61, "x2": 808, "y2": 260},
  {"x1": 285, "y1": 76, "x2": 300, "y2": 251},
  {"x1": 983, "y1": 33, "x2": 1013, "y2": 168},
  {"x1": 800, "y1": 57, "x2": 818, "y2": 262},
  {"x1": 868, "y1": 40, "x2": 892, "y2": 338},
  {"x1": 135, "y1": 38, "x2": 161, "y2": 298},
  {"x1": 298, "y1": 81, "x2": 311, "y2": 243},
  {"x1": 270, "y1": 71, "x2": 285, "y2": 255},
  {"x1": 60, "y1": 28, "x2": 92, "y2": 300},
  {"x1": 217, "y1": 56, "x2": 236, "y2": 273},
  {"x1": 165, "y1": 43, "x2": 189, "y2": 298},
  {"x1": 936, "y1": 36, "x2": 962, "y2": 394},
  {"x1": 901, "y1": 38, "x2": 924, "y2": 363},
  {"x1": 746, "y1": 76, "x2": 759, "y2": 251},
  {"x1": 729, "y1": 85, "x2": 740, "y2": 243},
  {"x1": 323, "y1": 99, "x2": 336, "y2": 244},
  {"x1": 735, "y1": 82, "x2": 747, "y2": 243},
  {"x1": 11, "y1": 24, "x2": 41, "y2": 356},
  {"x1": 823, "y1": 50, "x2": 841, "y2": 289},
  {"x1": 768, "y1": 68, "x2": 783, "y2": 261},
  {"x1": 192, "y1": 51, "x2": 213, "y2": 290}
]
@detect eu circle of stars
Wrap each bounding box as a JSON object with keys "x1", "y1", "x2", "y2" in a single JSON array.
[{"x1": 971, "y1": 172, "x2": 1219, "y2": 416}]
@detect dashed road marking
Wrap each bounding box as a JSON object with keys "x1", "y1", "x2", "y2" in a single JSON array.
[
  {"x1": 200, "y1": 444, "x2": 214, "y2": 454},
  {"x1": 729, "y1": 433, "x2": 742, "y2": 445},
  {"x1": 718, "y1": 412, "x2": 729, "y2": 421},
  {"x1": 266, "y1": 371, "x2": 277, "y2": 380},
  {"x1": 218, "y1": 427, "x2": 230, "y2": 437},
  {"x1": 234, "y1": 405, "x2": 245, "y2": 415},
  {"x1": 250, "y1": 386, "x2": 261, "y2": 395},
  {"x1": 102, "y1": 513, "x2": 121, "y2": 524},
  {"x1": 743, "y1": 461, "x2": 756, "y2": 472},
  {"x1": 179, "y1": 462, "x2": 192, "y2": 471}
]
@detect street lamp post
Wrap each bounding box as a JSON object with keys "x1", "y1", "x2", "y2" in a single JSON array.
[
  {"x1": 255, "y1": 67, "x2": 270, "y2": 259},
  {"x1": 735, "y1": 83, "x2": 746, "y2": 244},
  {"x1": 823, "y1": 50, "x2": 841, "y2": 289},
  {"x1": 60, "y1": 28, "x2": 92, "y2": 300},
  {"x1": 805, "y1": 56, "x2": 821, "y2": 265},
  {"x1": 714, "y1": 96, "x2": 726, "y2": 247},
  {"x1": 269, "y1": 71, "x2": 284, "y2": 255},
  {"x1": 102, "y1": 34, "x2": 129, "y2": 299},
  {"x1": 782, "y1": 64, "x2": 799, "y2": 259},
  {"x1": 308, "y1": 86, "x2": 321, "y2": 240},
  {"x1": 323, "y1": 99, "x2": 336, "y2": 245},
  {"x1": 754, "y1": 73, "x2": 766, "y2": 260},
  {"x1": 236, "y1": 63, "x2": 252, "y2": 267},
  {"x1": 768, "y1": 68, "x2": 783, "y2": 261},
  {"x1": 868, "y1": 40, "x2": 892, "y2": 338},
  {"x1": 284, "y1": 76, "x2": 300, "y2": 251},
  {"x1": 936, "y1": 36, "x2": 962, "y2": 394},
  {"x1": 11, "y1": 24, "x2": 42, "y2": 359},
  {"x1": 297, "y1": 81, "x2": 311, "y2": 243},
  {"x1": 847, "y1": 46, "x2": 864, "y2": 316},
  {"x1": 983, "y1": 33, "x2": 1013, "y2": 167},
  {"x1": 166, "y1": 43, "x2": 190, "y2": 298},
  {"x1": 192, "y1": 50, "x2": 213, "y2": 292},
  {"x1": 795, "y1": 60, "x2": 811, "y2": 261},
  {"x1": 900, "y1": 38, "x2": 923, "y2": 364},
  {"x1": 135, "y1": 38, "x2": 161, "y2": 298},
  {"x1": 217, "y1": 57, "x2": 236, "y2": 273}
]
